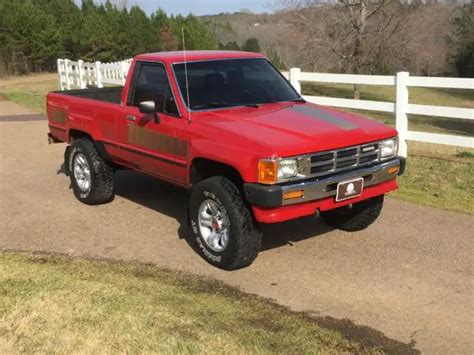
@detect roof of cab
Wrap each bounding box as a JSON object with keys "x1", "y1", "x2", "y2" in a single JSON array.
[{"x1": 134, "y1": 50, "x2": 265, "y2": 64}]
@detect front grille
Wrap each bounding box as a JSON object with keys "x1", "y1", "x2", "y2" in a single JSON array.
[{"x1": 308, "y1": 142, "x2": 382, "y2": 178}]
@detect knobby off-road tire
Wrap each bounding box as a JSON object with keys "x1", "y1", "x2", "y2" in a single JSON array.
[
  {"x1": 321, "y1": 195, "x2": 384, "y2": 232},
  {"x1": 189, "y1": 176, "x2": 262, "y2": 270},
  {"x1": 67, "y1": 138, "x2": 114, "y2": 205}
]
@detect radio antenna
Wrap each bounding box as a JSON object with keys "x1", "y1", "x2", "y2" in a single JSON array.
[{"x1": 182, "y1": 27, "x2": 192, "y2": 123}]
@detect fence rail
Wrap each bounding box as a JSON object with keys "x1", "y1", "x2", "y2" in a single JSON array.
[
  {"x1": 57, "y1": 58, "x2": 132, "y2": 91},
  {"x1": 283, "y1": 69, "x2": 474, "y2": 157}
]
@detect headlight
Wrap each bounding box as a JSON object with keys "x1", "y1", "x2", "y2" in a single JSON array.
[
  {"x1": 278, "y1": 159, "x2": 298, "y2": 180},
  {"x1": 258, "y1": 157, "x2": 311, "y2": 184},
  {"x1": 380, "y1": 138, "x2": 398, "y2": 158}
]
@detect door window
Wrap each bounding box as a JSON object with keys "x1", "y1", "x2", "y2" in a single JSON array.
[{"x1": 130, "y1": 63, "x2": 179, "y2": 116}]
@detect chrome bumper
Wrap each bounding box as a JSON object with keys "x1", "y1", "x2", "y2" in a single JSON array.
[{"x1": 244, "y1": 157, "x2": 404, "y2": 208}]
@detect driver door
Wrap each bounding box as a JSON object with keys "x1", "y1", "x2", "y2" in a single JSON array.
[{"x1": 119, "y1": 61, "x2": 187, "y2": 186}]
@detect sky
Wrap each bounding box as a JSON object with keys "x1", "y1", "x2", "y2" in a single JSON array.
[{"x1": 75, "y1": 0, "x2": 272, "y2": 16}]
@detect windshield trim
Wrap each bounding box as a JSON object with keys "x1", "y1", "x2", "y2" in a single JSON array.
[{"x1": 171, "y1": 58, "x2": 303, "y2": 113}]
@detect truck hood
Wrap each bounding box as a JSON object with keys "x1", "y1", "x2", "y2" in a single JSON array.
[{"x1": 199, "y1": 102, "x2": 398, "y2": 157}]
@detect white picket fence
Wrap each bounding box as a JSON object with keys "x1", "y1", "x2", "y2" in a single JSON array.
[
  {"x1": 57, "y1": 58, "x2": 132, "y2": 91},
  {"x1": 283, "y1": 69, "x2": 474, "y2": 157}
]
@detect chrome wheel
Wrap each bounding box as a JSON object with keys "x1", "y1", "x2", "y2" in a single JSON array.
[
  {"x1": 73, "y1": 153, "x2": 91, "y2": 193},
  {"x1": 198, "y1": 199, "x2": 230, "y2": 252}
]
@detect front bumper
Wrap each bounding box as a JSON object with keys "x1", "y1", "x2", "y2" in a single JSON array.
[{"x1": 244, "y1": 156, "x2": 405, "y2": 209}]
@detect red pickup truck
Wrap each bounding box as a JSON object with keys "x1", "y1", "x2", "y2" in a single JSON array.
[{"x1": 47, "y1": 51, "x2": 404, "y2": 269}]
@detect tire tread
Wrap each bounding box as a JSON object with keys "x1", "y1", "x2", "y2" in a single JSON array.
[
  {"x1": 322, "y1": 195, "x2": 384, "y2": 232},
  {"x1": 69, "y1": 138, "x2": 114, "y2": 205},
  {"x1": 190, "y1": 176, "x2": 262, "y2": 270}
]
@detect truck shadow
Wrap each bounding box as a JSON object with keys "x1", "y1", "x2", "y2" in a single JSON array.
[
  {"x1": 112, "y1": 170, "x2": 332, "y2": 251},
  {"x1": 259, "y1": 217, "x2": 333, "y2": 251}
]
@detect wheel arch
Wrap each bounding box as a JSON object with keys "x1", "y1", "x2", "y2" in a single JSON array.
[
  {"x1": 190, "y1": 158, "x2": 244, "y2": 190},
  {"x1": 68, "y1": 129, "x2": 92, "y2": 142},
  {"x1": 68, "y1": 129, "x2": 111, "y2": 163}
]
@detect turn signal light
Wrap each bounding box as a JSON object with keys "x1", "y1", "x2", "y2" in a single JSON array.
[
  {"x1": 258, "y1": 160, "x2": 277, "y2": 184},
  {"x1": 283, "y1": 190, "x2": 304, "y2": 200},
  {"x1": 387, "y1": 165, "x2": 400, "y2": 175}
]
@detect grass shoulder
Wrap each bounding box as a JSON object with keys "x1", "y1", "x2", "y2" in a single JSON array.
[
  {"x1": 0, "y1": 252, "x2": 418, "y2": 354},
  {"x1": 391, "y1": 142, "x2": 474, "y2": 215},
  {"x1": 0, "y1": 73, "x2": 59, "y2": 114}
]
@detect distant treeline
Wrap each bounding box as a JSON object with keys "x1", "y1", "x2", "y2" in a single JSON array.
[
  {"x1": 1, "y1": 0, "x2": 471, "y2": 77},
  {"x1": 0, "y1": 0, "x2": 219, "y2": 75}
]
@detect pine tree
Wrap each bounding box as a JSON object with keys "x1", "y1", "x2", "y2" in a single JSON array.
[
  {"x1": 219, "y1": 41, "x2": 240, "y2": 50},
  {"x1": 174, "y1": 15, "x2": 217, "y2": 50},
  {"x1": 0, "y1": 0, "x2": 218, "y2": 74},
  {"x1": 242, "y1": 38, "x2": 261, "y2": 53}
]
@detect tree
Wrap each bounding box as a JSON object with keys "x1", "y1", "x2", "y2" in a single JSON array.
[
  {"x1": 126, "y1": 6, "x2": 158, "y2": 54},
  {"x1": 281, "y1": 0, "x2": 416, "y2": 97},
  {"x1": 173, "y1": 15, "x2": 217, "y2": 50},
  {"x1": 219, "y1": 41, "x2": 241, "y2": 50},
  {"x1": 0, "y1": 0, "x2": 217, "y2": 75},
  {"x1": 113, "y1": 0, "x2": 128, "y2": 10},
  {"x1": 79, "y1": 1, "x2": 116, "y2": 61},
  {"x1": 0, "y1": 0, "x2": 62, "y2": 73},
  {"x1": 31, "y1": 0, "x2": 82, "y2": 59},
  {"x1": 448, "y1": 3, "x2": 474, "y2": 77},
  {"x1": 151, "y1": 9, "x2": 178, "y2": 51},
  {"x1": 268, "y1": 51, "x2": 287, "y2": 70},
  {"x1": 242, "y1": 38, "x2": 261, "y2": 52}
]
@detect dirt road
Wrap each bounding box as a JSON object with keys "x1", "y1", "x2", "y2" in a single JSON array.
[{"x1": 1, "y1": 106, "x2": 473, "y2": 353}]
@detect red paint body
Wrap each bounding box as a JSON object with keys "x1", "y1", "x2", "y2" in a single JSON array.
[{"x1": 47, "y1": 51, "x2": 399, "y2": 223}]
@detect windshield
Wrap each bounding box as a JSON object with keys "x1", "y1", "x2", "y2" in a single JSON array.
[{"x1": 173, "y1": 58, "x2": 301, "y2": 110}]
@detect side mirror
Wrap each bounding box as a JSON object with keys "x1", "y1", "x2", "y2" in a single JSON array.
[{"x1": 139, "y1": 101, "x2": 159, "y2": 123}]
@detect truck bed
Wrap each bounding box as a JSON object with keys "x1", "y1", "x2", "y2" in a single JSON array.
[{"x1": 51, "y1": 86, "x2": 123, "y2": 104}]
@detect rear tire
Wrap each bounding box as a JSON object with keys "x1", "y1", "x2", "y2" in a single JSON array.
[
  {"x1": 321, "y1": 195, "x2": 384, "y2": 232},
  {"x1": 189, "y1": 176, "x2": 262, "y2": 270},
  {"x1": 67, "y1": 138, "x2": 114, "y2": 205}
]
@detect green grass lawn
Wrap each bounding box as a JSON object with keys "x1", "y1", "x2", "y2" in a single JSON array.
[
  {"x1": 0, "y1": 74, "x2": 58, "y2": 114},
  {"x1": 0, "y1": 253, "x2": 386, "y2": 354},
  {"x1": 2, "y1": 91, "x2": 49, "y2": 113},
  {"x1": 392, "y1": 143, "x2": 474, "y2": 215}
]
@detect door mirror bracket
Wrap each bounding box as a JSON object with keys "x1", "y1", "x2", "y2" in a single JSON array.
[{"x1": 139, "y1": 101, "x2": 160, "y2": 123}]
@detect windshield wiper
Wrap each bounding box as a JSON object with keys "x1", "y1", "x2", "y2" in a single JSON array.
[
  {"x1": 264, "y1": 97, "x2": 306, "y2": 105},
  {"x1": 192, "y1": 101, "x2": 260, "y2": 110},
  {"x1": 290, "y1": 97, "x2": 306, "y2": 103}
]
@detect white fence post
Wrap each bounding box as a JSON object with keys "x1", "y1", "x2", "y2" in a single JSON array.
[
  {"x1": 120, "y1": 61, "x2": 127, "y2": 84},
  {"x1": 78, "y1": 60, "x2": 86, "y2": 89},
  {"x1": 57, "y1": 58, "x2": 63, "y2": 90},
  {"x1": 64, "y1": 59, "x2": 71, "y2": 90},
  {"x1": 289, "y1": 67, "x2": 301, "y2": 94},
  {"x1": 95, "y1": 61, "x2": 103, "y2": 88},
  {"x1": 396, "y1": 72, "x2": 409, "y2": 158}
]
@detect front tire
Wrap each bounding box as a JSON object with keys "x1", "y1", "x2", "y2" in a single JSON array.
[
  {"x1": 67, "y1": 138, "x2": 114, "y2": 205},
  {"x1": 189, "y1": 176, "x2": 262, "y2": 270},
  {"x1": 321, "y1": 195, "x2": 384, "y2": 232}
]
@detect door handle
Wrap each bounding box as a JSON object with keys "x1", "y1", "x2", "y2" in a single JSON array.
[{"x1": 127, "y1": 115, "x2": 136, "y2": 122}]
